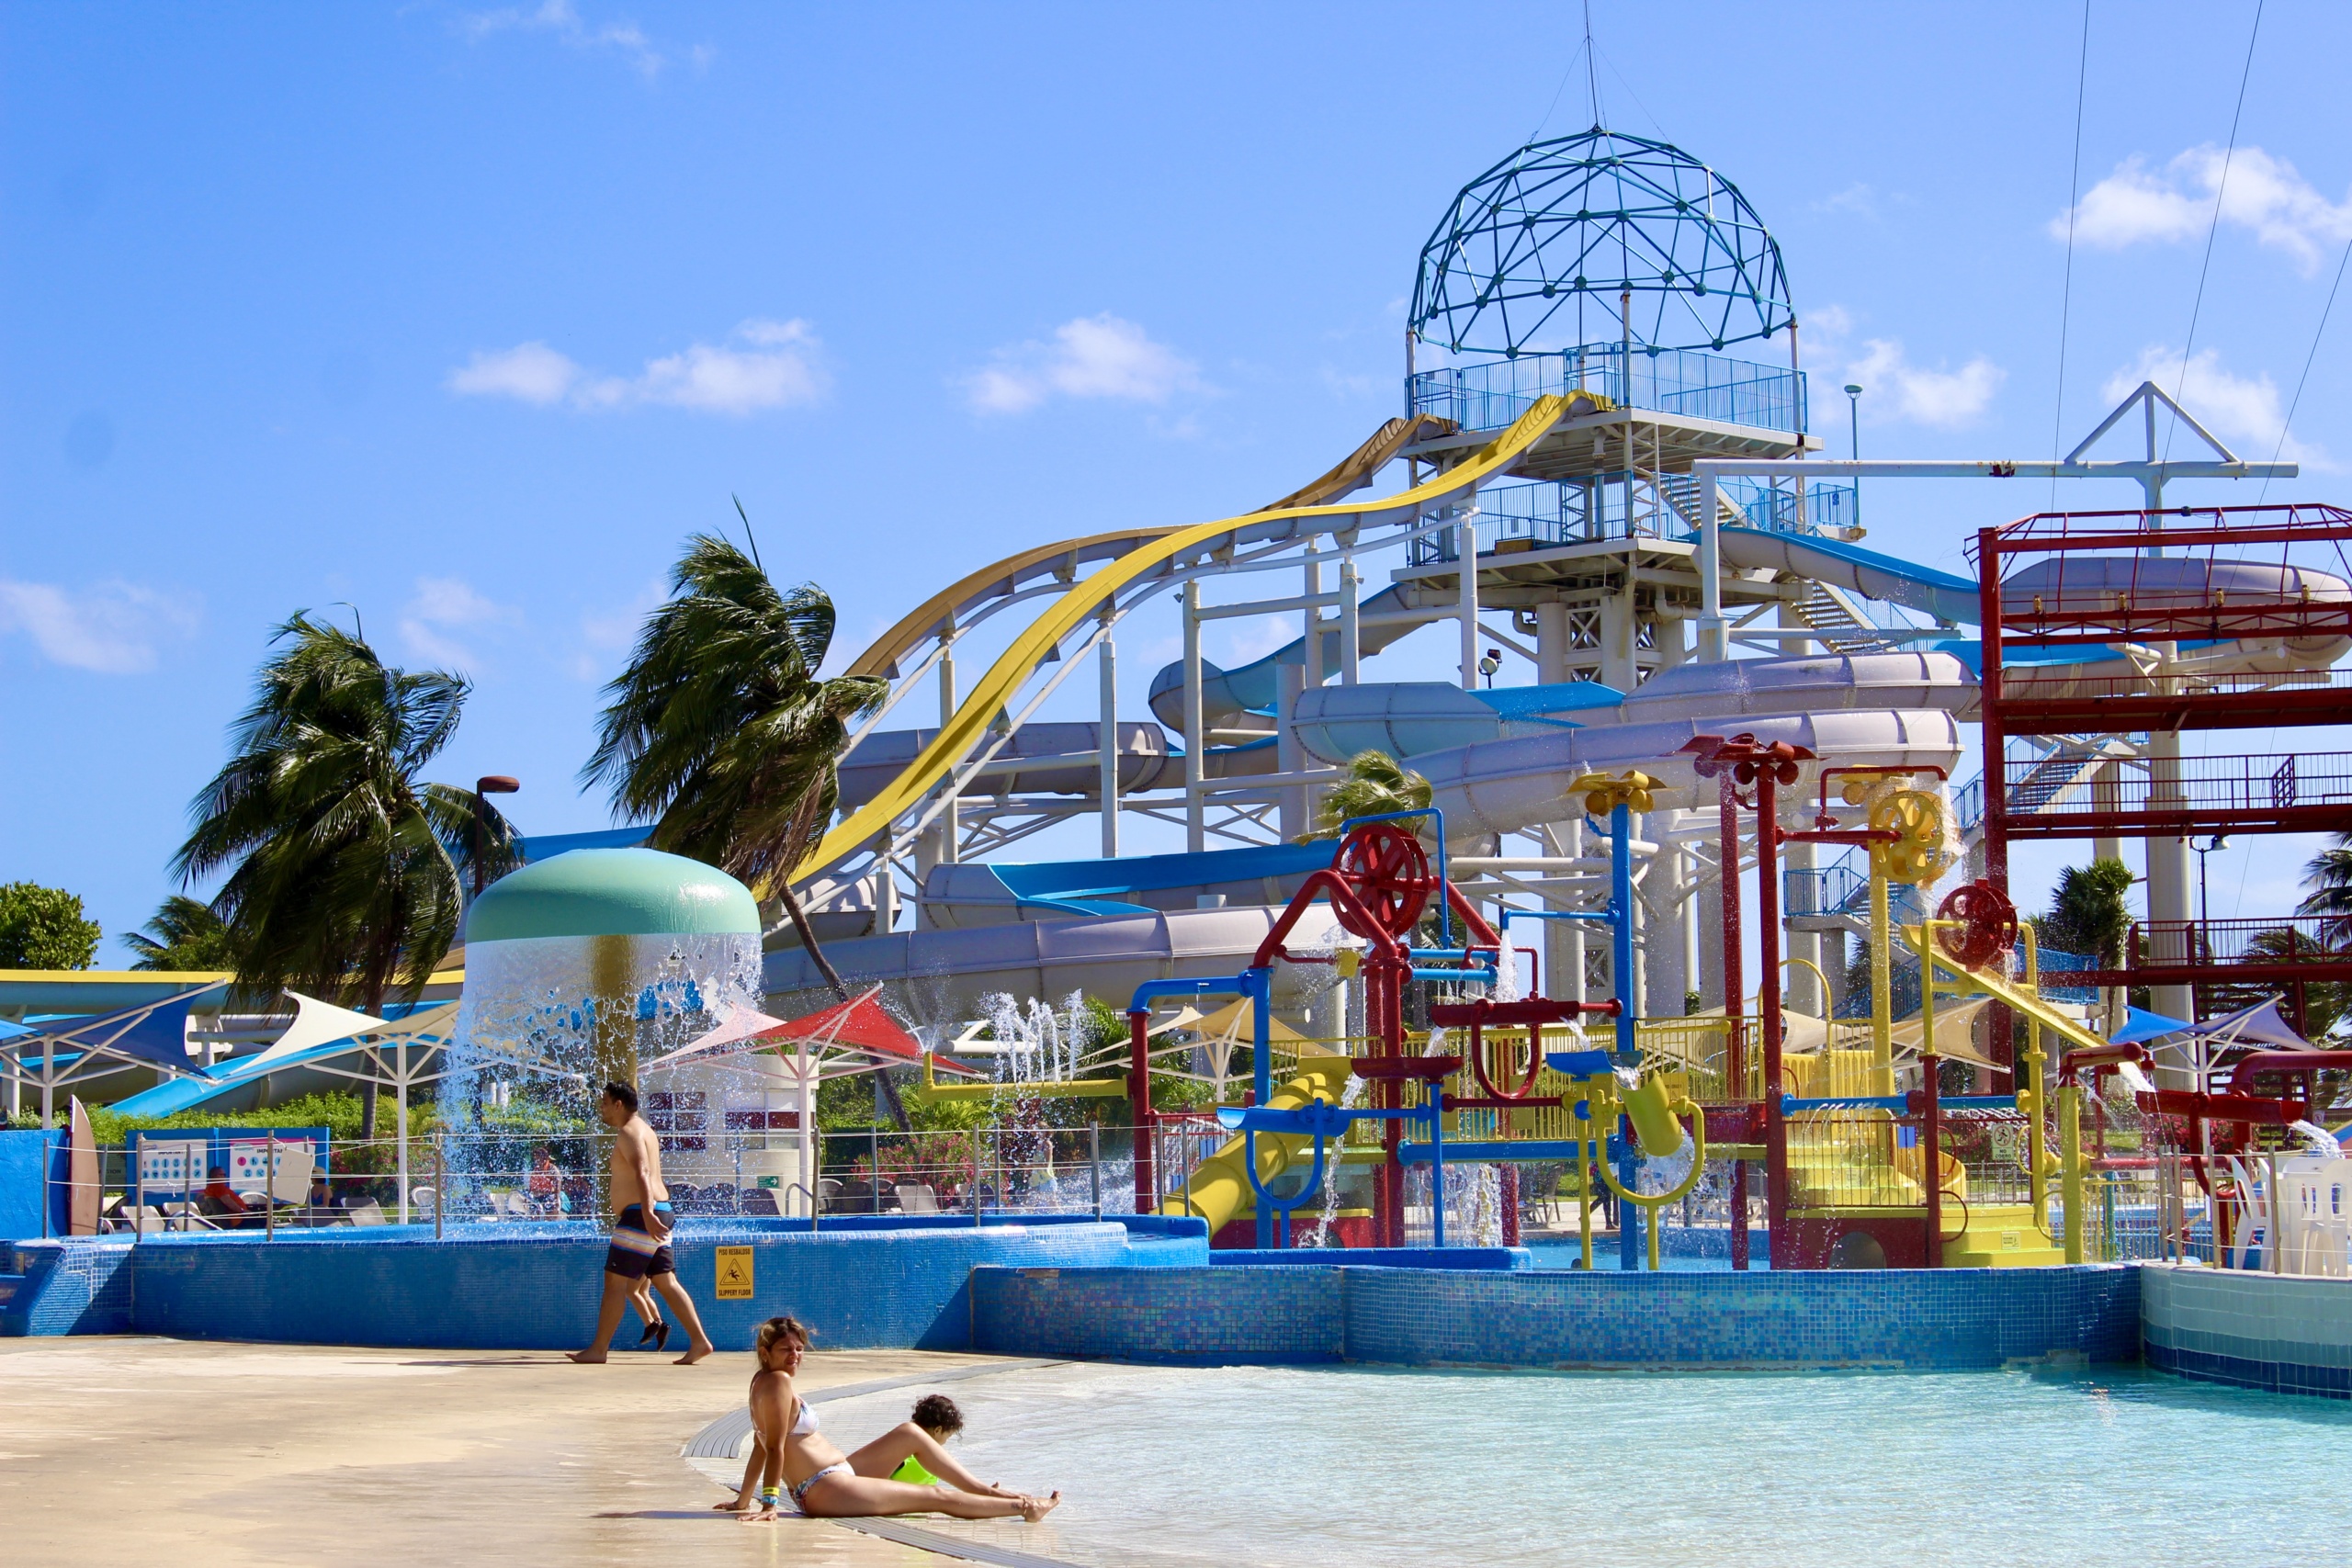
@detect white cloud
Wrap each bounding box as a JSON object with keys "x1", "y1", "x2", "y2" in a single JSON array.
[
  {"x1": 447, "y1": 342, "x2": 581, "y2": 405},
  {"x1": 1813, "y1": 182, "x2": 1881, "y2": 218},
  {"x1": 1843, "y1": 339, "x2": 2006, "y2": 428},
  {"x1": 570, "y1": 581, "x2": 664, "y2": 681},
  {"x1": 966, "y1": 314, "x2": 1201, "y2": 415},
  {"x1": 398, "y1": 575, "x2": 519, "y2": 671},
  {"x1": 447, "y1": 320, "x2": 827, "y2": 416},
  {"x1": 0, "y1": 579, "x2": 198, "y2": 674},
  {"x1": 1801, "y1": 306, "x2": 2002, "y2": 429},
  {"x1": 456, "y1": 0, "x2": 693, "y2": 79},
  {"x1": 2100, "y1": 345, "x2": 2328, "y2": 468},
  {"x1": 2055, "y1": 145, "x2": 2352, "y2": 273}
]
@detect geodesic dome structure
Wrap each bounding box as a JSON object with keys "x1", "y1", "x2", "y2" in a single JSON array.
[{"x1": 1410, "y1": 129, "x2": 1794, "y2": 360}]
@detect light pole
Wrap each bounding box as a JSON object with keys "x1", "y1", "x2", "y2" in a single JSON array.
[
  {"x1": 473, "y1": 775, "x2": 521, "y2": 895},
  {"x1": 1843, "y1": 383, "x2": 1863, "y2": 530},
  {"x1": 2192, "y1": 833, "x2": 2229, "y2": 956},
  {"x1": 1478, "y1": 647, "x2": 1501, "y2": 689}
]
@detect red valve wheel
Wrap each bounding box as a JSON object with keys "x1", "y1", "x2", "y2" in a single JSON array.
[
  {"x1": 1334, "y1": 820, "x2": 1437, "y2": 940},
  {"x1": 1935, "y1": 878, "x2": 2018, "y2": 970}
]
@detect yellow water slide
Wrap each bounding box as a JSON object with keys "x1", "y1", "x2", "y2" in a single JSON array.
[
  {"x1": 1156, "y1": 1051, "x2": 1357, "y2": 1233},
  {"x1": 790, "y1": 400, "x2": 1567, "y2": 886},
  {"x1": 1897, "y1": 925, "x2": 2112, "y2": 1057}
]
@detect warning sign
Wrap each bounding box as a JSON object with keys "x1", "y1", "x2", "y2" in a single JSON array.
[{"x1": 715, "y1": 1246, "x2": 754, "y2": 1300}]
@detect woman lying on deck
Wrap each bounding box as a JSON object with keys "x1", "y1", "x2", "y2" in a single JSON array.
[{"x1": 723, "y1": 1315, "x2": 1059, "y2": 1524}]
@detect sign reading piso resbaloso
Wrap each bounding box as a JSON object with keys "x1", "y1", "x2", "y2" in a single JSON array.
[{"x1": 715, "y1": 1246, "x2": 754, "y2": 1300}]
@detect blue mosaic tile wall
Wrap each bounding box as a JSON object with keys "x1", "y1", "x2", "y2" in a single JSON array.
[
  {"x1": 107, "y1": 1216, "x2": 1204, "y2": 1350},
  {"x1": 974, "y1": 1263, "x2": 2143, "y2": 1371},
  {"x1": 2142, "y1": 1263, "x2": 2352, "y2": 1399},
  {"x1": 976, "y1": 1264, "x2": 1344, "y2": 1365},
  {"x1": 1, "y1": 1240, "x2": 134, "y2": 1336}
]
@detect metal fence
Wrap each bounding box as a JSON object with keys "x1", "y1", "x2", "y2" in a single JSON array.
[{"x1": 1408, "y1": 343, "x2": 1807, "y2": 435}]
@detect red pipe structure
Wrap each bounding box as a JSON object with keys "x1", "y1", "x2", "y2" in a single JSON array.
[{"x1": 1689, "y1": 734, "x2": 1813, "y2": 1267}]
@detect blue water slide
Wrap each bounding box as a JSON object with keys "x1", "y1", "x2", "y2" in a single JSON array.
[{"x1": 1715, "y1": 526, "x2": 1982, "y2": 625}]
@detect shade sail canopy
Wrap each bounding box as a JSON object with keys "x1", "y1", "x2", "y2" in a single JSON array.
[
  {"x1": 243, "y1": 990, "x2": 392, "y2": 1071},
  {"x1": 6, "y1": 983, "x2": 229, "y2": 1075},
  {"x1": 2111, "y1": 1006, "x2": 2194, "y2": 1045},
  {"x1": 760, "y1": 987, "x2": 924, "y2": 1060}
]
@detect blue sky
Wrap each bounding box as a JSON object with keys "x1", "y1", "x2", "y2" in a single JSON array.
[{"x1": 6, "y1": 0, "x2": 2350, "y2": 962}]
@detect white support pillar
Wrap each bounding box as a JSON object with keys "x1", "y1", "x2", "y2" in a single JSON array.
[
  {"x1": 1097, "y1": 623, "x2": 1119, "y2": 859},
  {"x1": 1339, "y1": 554, "x2": 1361, "y2": 685},
  {"x1": 2145, "y1": 728, "x2": 2195, "y2": 1031},
  {"x1": 1276, "y1": 659, "x2": 1308, "y2": 842},
  {"x1": 1697, "y1": 469, "x2": 1726, "y2": 662},
  {"x1": 936, "y1": 637, "x2": 959, "y2": 865},
  {"x1": 1457, "y1": 509, "x2": 1480, "y2": 691},
  {"x1": 1536, "y1": 600, "x2": 1570, "y2": 685},
  {"x1": 1301, "y1": 559, "x2": 1325, "y2": 830},
  {"x1": 1182, "y1": 580, "x2": 1204, "y2": 853}
]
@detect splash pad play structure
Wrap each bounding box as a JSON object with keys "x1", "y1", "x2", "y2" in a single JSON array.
[{"x1": 9, "y1": 130, "x2": 2352, "y2": 1403}]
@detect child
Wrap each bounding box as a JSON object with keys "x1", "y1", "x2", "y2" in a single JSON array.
[{"x1": 887, "y1": 1393, "x2": 967, "y2": 1485}]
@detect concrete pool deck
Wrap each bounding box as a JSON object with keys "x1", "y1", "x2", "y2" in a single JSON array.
[{"x1": 0, "y1": 1337, "x2": 1066, "y2": 1567}]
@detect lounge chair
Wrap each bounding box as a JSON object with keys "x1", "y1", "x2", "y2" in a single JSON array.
[
  {"x1": 895, "y1": 1183, "x2": 941, "y2": 1214},
  {"x1": 346, "y1": 1199, "x2": 388, "y2": 1226},
  {"x1": 739, "y1": 1186, "x2": 780, "y2": 1217}
]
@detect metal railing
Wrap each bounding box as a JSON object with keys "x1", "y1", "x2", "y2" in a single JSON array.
[
  {"x1": 1997, "y1": 750, "x2": 2352, "y2": 822},
  {"x1": 2125, "y1": 917, "x2": 2346, "y2": 971},
  {"x1": 1408, "y1": 343, "x2": 1807, "y2": 435}
]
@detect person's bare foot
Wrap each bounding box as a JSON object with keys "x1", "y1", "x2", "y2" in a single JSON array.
[
  {"x1": 673, "y1": 1339, "x2": 714, "y2": 1365},
  {"x1": 1020, "y1": 1492, "x2": 1060, "y2": 1523},
  {"x1": 566, "y1": 1348, "x2": 607, "y2": 1364}
]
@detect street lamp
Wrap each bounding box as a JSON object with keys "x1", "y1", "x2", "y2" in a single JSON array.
[
  {"x1": 1842, "y1": 385, "x2": 1863, "y2": 532},
  {"x1": 1478, "y1": 647, "x2": 1501, "y2": 688},
  {"x1": 473, "y1": 775, "x2": 521, "y2": 895},
  {"x1": 2193, "y1": 833, "x2": 2230, "y2": 950}
]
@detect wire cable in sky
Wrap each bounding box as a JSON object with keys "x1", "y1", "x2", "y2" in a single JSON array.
[
  {"x1": 2167, "y1": 0, "x2": 2264, "y2": 461},
  {"x1": 2050, "y1": 0, "x2": 2092, "y2": 510},
  {"x1": 2257, "y1": 233, "x2": 2352, "y2": 502}
]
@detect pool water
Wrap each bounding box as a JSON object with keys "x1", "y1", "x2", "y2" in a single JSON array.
[{"x1": 816, "y1": 1359, "x2": 2352, "y2": 1567}]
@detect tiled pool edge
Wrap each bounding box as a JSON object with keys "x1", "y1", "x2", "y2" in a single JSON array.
[
  {"x1": 971, "y1": 1264, "x2": 2143, "y2": 1371},
  {"x1": 2141, "y1": 1263, "x2": 2352, "y2": 1399}
]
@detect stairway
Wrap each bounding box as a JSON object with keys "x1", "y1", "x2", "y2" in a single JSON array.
[
  {"x1": 1654, "y1": 471, "x2": 1751, "y2": 533},
  {"x1": 1791, "y1": 581, "x2": 1901, "y2": 655}
]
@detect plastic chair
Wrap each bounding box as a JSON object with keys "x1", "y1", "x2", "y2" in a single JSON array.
[
  {"x1": 739, "y1": 1186, "x2": 781, "y2": 1217},
  {"x1": 346, "y1": 1199, "x2": 388, "y2": 1226},
  {"x1": 896, "y1": 1183, "x2": 941, "y2": 1214}
]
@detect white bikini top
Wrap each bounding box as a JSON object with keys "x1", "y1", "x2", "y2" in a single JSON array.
[{"x1": 789, "y1": 1394, "x2": 819, "y2": 1437}]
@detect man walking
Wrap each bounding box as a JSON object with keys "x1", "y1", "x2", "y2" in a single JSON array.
[{"x1": 569, "y1": 1080, "x2": 715, "y2": 1365}]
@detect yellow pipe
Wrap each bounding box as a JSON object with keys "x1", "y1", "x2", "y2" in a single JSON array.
[
  {"x1": 2059, "y1": 1082, "x2": 2084, "y2": 1264},
  {"x1": 1870, "y1": 844, "x2": 1894, "y2": 1092},
  {"x1": 786, "y1": 398, "x2": 1573, "y2": 888},
  {"x1": 1157, "y1": 1054, "x2": 1356, "y2": 1234},
  {"x1": 1592, "y1": 1078, "x2": 1709, "y2": 1271}
]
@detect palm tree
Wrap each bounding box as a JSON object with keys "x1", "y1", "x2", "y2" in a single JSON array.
[
  {"x1": 585, "y1": 531, "x2": 902, "y2": 1125},
  {"x1": 174, "y1": 613, "x2": 515, "y2": 1136},
  {"x1": 1296, "y1": 750, "x2": 1431, "y2": 841},
  {"x1": 2298, "y1": 832, "x2": 2352, "y2": 944},
  {"x1": 124, "y1": 895, "x2": 239, "y2": 972},
  {"x1": 2037, "y1": 858, "x2": 2134, "y2": 967},
  {"x1": 584, "y1": 532, "x2": 888, "y2": 994}
]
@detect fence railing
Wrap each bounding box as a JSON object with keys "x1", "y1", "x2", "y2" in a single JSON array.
[{"x1": 1408, "y1": 343, "x2": 1808, "y2": 434}]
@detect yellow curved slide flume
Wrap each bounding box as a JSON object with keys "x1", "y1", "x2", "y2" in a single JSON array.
[
  {"x1": 1159, "y1": 1052, "x2": 1357, "y2": 1233},
  {"x1": 793, "y1": 396, "x2": 1570, "y2": 886},
  {"x1": 842, "y1": 413, "x2": 1457, "y2": 682}
]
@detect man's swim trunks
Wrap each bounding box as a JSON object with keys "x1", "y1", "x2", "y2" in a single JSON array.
[{"x1": 605, "y1": 1202, "x2": 675, "y2": 1279}]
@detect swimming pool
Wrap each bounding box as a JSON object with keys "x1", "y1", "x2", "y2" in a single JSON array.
[{"x1": 812, "y1": 1359, "x2": 2351, "y2": 1567}]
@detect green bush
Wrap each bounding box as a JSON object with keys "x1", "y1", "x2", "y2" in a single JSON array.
[{"x1": 0, "y1": 882, "x2": 101, "y2": 970}]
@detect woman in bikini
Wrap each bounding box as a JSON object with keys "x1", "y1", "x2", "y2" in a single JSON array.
[{"x1": 722, "y1": 1315, "x2": 1058, "y2": 1524}]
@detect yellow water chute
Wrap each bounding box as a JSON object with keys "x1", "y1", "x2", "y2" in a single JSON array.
[
  {"x1": 785, "y1": 397, "x2": 1572, "y2": 889},
  {"x1": 1621, "y1": 1070, "x2": 1687, "y2": 1158},
  {"x1": 1159, "y1": 1053, "x2": 1356, "y2": 1233}
]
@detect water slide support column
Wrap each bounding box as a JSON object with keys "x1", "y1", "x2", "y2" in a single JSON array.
[
  {"x1": 1697, "y1": 468, "x2": 1726, "y2": 662},
  {"x1": 1097, "y1": 618, "x2": 1119, "y2": 859},
  {"x1": 1276, "y1": 660, "x2": 1308, "y2": 842},
  {"x1": 1457, "y1": 509, "x2": 1480, "y2": 691},
  {"x1": 1300, "y1": 559, "x2": 1325, "y2": 831},
  {"x1": 1611, "y1": 799, "x2": 1640, "y2": 1270},
  {"x1": 2139, "y1": 470, "x2": 2197, "y2": 1056},
  {"x1": 1339, "y1": 553, "x2": 1361, "y2": 686},
  {"x1": 1182, "y1": 580, "x2": 1204, "y2": 854},
  {"x1": 1718, "y1": 771, "x2": 1749, "y2": 1270}
]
